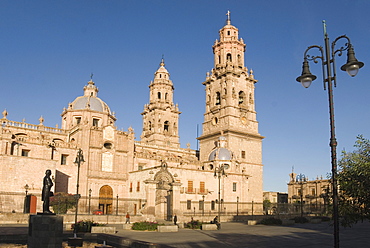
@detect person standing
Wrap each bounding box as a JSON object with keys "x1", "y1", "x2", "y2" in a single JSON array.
[
  {"x1": 173, "y1": 214, "x2": 177, "y2": 225},
  {"x1": 125, "y1": 212, "x2": 130, "y2": 224}
]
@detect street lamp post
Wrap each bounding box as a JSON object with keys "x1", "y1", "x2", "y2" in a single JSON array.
[
  {"x1": 116, "y1": 194, "x2": 119, "y2": 216},
  {"x1": 24, "y1": 184, "x2": 29, "y2": 196},
  {"x1": 73, "y1": 148, "x2": 85, "y2": 236},
  {"x1": 296, "y1": 21, "x2": 364, "y2": 248},
  {"x1": 88, "y1": 189, "x2": 92, "y2": 214},
  {"x1": 24, "y1": 184, "x2": 29, "y2": 214},
  {"x1": 237, "y1": 196, "x2": 239, "y2": 216},
  {"x1": 214, "y1": 164, "x2": 227, "y2": 226},
  {"x1": 202, "y1": 195, "x2": 205, "y2": 216}
]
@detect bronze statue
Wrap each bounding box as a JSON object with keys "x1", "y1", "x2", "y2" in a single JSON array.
[{"x1": 42, "y1": 169, "x2": 54, "y2": 214}]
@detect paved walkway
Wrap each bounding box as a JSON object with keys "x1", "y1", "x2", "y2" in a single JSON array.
[
  {"x1": 1, "y1": 221, "x2": 370, "y2": 247},
  {"x1": 111, "y1": 222, "x2": 370, "y2": 248}
]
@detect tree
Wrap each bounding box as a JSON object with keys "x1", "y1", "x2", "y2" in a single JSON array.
[{"x1": 337, "y1": 135, "x2": 370, "y2": 227}]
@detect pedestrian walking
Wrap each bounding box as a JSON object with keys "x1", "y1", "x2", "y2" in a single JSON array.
[{"x1": 125, "y1": 212, "x2": 130, "y2": 224}]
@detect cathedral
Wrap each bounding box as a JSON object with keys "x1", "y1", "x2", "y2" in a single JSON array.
[{"x1": 0, "y1": 15, "x2": 264, "y2": 220}]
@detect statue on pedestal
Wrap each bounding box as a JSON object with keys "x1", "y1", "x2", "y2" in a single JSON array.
[{"x1": 42, "y1": 169, "x2": 54, "y2": 214}]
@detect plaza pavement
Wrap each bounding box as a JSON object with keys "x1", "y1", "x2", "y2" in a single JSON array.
[
  {"x1": 1, "y1": 221, "x2": 369, "y2": 247},
  {"x1": 110, "y1": 221, "x2": 370, "y2": 248}
]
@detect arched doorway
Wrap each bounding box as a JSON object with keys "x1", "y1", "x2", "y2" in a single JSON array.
[
  {"x1": 99, "y1": 185, "x2": 113, "y2": 214},
  {"x1": 154, "y1": 162, "x2": 174, "y2": 221}
]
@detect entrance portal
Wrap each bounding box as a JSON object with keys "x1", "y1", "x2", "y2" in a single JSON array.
[
  {"x1": 154, "y1": 162, "x2": 174, "y2": 220},
  {"x1": 99, "y1": 185, "x2": 113, "y2": 214}
]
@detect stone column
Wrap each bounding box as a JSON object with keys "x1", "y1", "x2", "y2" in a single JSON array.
[
  {"x1": 28, "y1": 214, "x2": 63, "y2": 248},
  {"x1": 171, "y1": 182, "x2": 182, "y2": 216},
  {"x1": 144, "y1": 179, "x2": 157, "y2": 216}
]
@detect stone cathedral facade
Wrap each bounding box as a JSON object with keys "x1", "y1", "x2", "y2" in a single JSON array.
[{"x1": 0, "y1": 15, "x2": 264, "y2": 220}]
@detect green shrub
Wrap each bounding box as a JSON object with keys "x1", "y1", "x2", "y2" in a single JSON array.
[
  {"x1": 260, "y1": 217, "x2": 282, "y2": 225},
  {"x1": 132, "y1": 221, "x2": 163, "y2": 231},
  {"x1": 292, "y1": 216, "x2": 309, "y2": 223},
  {"x1": 71, "y1": 220, "x2": 105, "y2": 232},
  {"x1": 185, "y1": 220, "x2": 202, "y2": 229},
  {"x1": 50, "y1": 192, "x2": 76, "y2": 214}
]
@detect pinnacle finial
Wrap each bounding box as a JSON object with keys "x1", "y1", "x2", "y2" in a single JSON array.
[
  {"x1": 226, "y1": 10, "x2": 231, "y2": 25},
  {"x1": 39, "y1": 116, "x2": 44, "y2": 125},
  {"x1": 88, "y1": 73, "x2": 95, "y2": 85},
  {"x1": 2, "y1": 109, "x2": 8, "y2": 119},
  {"x1": 160, "y1": 55, "x2": 165, "y2": 67}
]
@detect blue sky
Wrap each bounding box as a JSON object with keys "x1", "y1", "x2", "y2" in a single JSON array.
[{"x1": 1, "y1": 1, "x2": 369, "y2": 193}]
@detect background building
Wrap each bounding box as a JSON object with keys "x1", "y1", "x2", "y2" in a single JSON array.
[
  {"x1": 0, "y1": 15, "x2": 264, "y2": 221},
  {"x1": 287, "y1": 171, "x2": 330, "y2": 215}
]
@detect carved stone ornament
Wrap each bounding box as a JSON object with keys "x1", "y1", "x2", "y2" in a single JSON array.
[
  {"x1": 154, "y1": 161, "x2": 174, "y2": 190},
  {"x1": 2, "y1": 109, "x2": 8, "y2": 119}
]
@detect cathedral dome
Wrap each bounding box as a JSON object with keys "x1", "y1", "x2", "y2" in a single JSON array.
[
  {"x1": 71, "y1": 96, "x2": 110, "y2": 113},
  {"x1": 70, "y1": 79, "x2": 111, "y2": 114},
  {"x1": 208, "y1": 147, "x2": 233, "y2": 161},
  {"x1": 208, "y1": 136, "x2": 233, "y2": 161}
]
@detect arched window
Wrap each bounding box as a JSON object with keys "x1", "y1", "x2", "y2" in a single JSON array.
[
  {"x1": 164, "y1": 121, "x2": 169, "y2": 132},
  {"x1": 218, "y1": 55, "x2": 221, "y2": 64},
  {"x1": 165, "y1": 93, "x2": 168, "y2": 100},
  {"x1": 226, "y1": 53, "x2": 232, "y2": 62},
  {"x1": 216, "y1": 92, "x2": 221, "y2": 105},
  {"x1": 239, "y1": 91, "x2": 245, "y2": 105},
  {"x1": 158, "y1": 92, "x2": 161, "y2": 99},
  {"x1": 148, "y1": 121, "x2": 152, "y2": 131}
]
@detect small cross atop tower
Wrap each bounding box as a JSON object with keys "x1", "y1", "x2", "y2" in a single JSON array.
[{"x1": 226, "y1": 10, "x2": 231, "y2": 24}]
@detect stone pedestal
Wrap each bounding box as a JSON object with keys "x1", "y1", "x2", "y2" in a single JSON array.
[
  {"x1": 122, "y1": 223, "x2": 133, "y2": 230},
  {"x1": 91, "y1": 226, "x2": 116, "y2": 233},
  {"x1": 201, "y1": 224, "x2": 218, "y2": 230},
  {"x1": 28, "y1": 214, "x2": 63, "y2": 248},
  {"x1": 247, "y1": 220, "x2": 258, "y2": 225},
  {"x1": 157, "y1": 225, "x2": 178, "y2": 232}
]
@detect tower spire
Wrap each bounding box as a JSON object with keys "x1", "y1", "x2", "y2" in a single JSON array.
[
  {"x1": 141, "y1": 60, "x2": 181, "y2": 147},
  {"x1": 199, "y1": 14, "x2": 263, "y2": 165},
  {"x1": 226, "y1": 10, "x2": 231, "y2": 25}
]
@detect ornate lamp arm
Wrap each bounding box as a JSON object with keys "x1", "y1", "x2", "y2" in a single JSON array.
[
  {"x1": 331, "y1": 35, "x2": 351, "y2": 87},
  {"x1": 303, "y1": 45, "x2": 327, "y2": 89}
]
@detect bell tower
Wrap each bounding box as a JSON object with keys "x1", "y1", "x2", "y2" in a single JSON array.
[
  {"x1": 141, "y1": 59, "x2": 181, "y2": 147},
  {"x1": 198, "y1": 13, "x2": 264, "y2": 183}
]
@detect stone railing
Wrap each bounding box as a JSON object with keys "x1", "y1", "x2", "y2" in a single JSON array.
[{"x1": 2, "y1": 120, "x2": 66, "y2": 134}]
